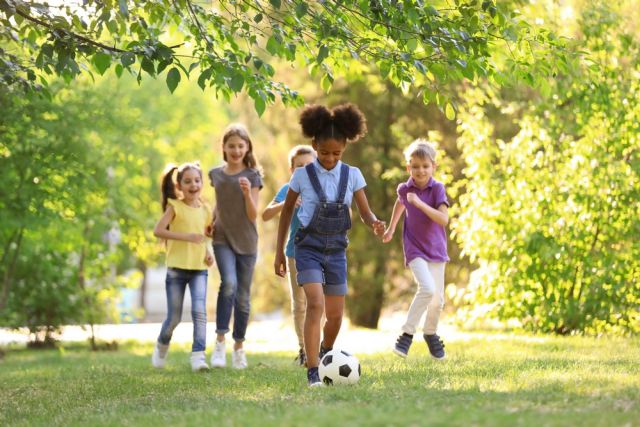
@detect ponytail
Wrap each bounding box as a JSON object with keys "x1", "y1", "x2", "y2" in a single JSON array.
[{"x1": 160, "y1": 164, "x2": 178, "y2": 212}]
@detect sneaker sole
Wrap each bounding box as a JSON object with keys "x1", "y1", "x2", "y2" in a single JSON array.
[
  {"x1": 392, "y1": 348, "x2": 408, "y2": 358},
  {"x1": 430, "y1": 354, "x2": 446, "y2": 361},
  {"x1": 308, "y1": 382, "x2": 324, "y2": 388}
]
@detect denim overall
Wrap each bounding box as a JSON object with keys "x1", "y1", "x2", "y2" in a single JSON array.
[{"x1": 294, "y1": 163, "x2": 352, "y2": 294}]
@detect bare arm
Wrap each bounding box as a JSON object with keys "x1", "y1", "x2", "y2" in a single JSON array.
[
  {"x1": 238, "y1": 177, "x2": 260, "y2": 222},
  {"x1": 407, "y1": 193, "x2": 449, "y2": 226},
  {"x1": 274, "y1": 188, "x2": 299, "y2": 277},
  {"x1": 382, "y1": 198, "x2": 406, "y2": 243},
  {"x1": 261, "y1": 199, "x2": 284, "y2": 222},
  {"x1": 353, "y1": 188, "x2": 386, "y2": 236},
  {"x1": 153, "y1": 205, "x2": 205, "y2": 243}
]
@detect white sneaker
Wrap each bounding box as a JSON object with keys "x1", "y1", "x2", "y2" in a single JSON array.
[
  {"x1": 151, "y1": 343, "x2": 169, "y2": 368},
  {"x1": 232, "y1": 348, "x2": 248, "y2": 369},
  {"x1": 210, "y1": 340, "x2": 226, "y2": 368},
  {"x1": 190, "y1": 351, "x2": 210, "y2": 372}
]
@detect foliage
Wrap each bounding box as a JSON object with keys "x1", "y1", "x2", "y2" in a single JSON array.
[
  {"x1": 1, "y1": 335, "x2": 639, "y2": 425},
  {"x1": 0, "y1": 0, "x2": 568, "y2": 114},
  {"x1": 451, "y1": 1, "x2": 640, "y2": 335},
  {"x1": 0, "y1": 80, "x2": 160, "y2": 339}
]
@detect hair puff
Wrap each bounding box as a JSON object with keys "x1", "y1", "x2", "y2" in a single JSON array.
[
  {"x1": 332, "y1": 103, "x2": 367, "y2": 142},
  {"x1": 299, "y1": 105, "x2": 333, "y2": 139}
]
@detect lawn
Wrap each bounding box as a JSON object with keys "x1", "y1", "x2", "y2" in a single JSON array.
[{"x1": 0, "y1": 334, "x2": 638, "y2": 427}]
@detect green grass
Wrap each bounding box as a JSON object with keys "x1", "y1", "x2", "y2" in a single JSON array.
[{"x1": 1, "y1": 334, "x2": 638, "y2": 427}]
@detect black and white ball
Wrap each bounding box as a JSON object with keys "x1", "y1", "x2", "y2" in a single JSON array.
[{"x1": 318, "y1": 349, "x2": 360, "y2": 385}]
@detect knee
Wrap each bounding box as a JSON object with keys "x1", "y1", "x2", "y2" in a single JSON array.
[
  {"x1": 325, "y1": 312, "x2": 342, "y2": 325},
  {"x1": 191, "y1": 309, "x2": 207, "y2": 323},
  {"x1": 418, "y1": 283, "x2": 435, "y2": 299},
  {"x1": 220, "y1": 278, "x2": 238, "y2": 297},
  {"x1": 306, "y1": 298, "x2": 324, "y2": 317}
]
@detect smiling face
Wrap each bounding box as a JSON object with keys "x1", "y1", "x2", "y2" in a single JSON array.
[
  {"x1": 407, "y1": 155, "x2": 435, "y2": 188},
  {"x1": 176, "y1": 167, "x2": 203, "y2": 203},
  {"x1": 223, "y1": 135, "x2": 249, "y2": 168},
  {"x1": 312, "y1": 138, "x2": 346, "y2": 171}
]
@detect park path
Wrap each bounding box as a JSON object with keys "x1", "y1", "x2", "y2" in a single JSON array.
[{"x1": 0, "y1": 312, "x2": 546, "y2": 354}]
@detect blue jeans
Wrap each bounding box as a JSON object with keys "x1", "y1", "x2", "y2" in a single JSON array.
[
  {"x1": 157, "y1": 267, "x2": 208, "y2": 352},
  {"x1": 213, "y1": 244, "x2": 257, "y2": 342}
]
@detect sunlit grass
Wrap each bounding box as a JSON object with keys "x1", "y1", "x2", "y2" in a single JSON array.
[{"x1": 1, "y1": 334, "x2": 638, "y2": 426}]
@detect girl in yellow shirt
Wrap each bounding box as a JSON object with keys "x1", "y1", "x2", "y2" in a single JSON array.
[{"x1": 151, "y1": 162, "x2": 213, "y2": 371}]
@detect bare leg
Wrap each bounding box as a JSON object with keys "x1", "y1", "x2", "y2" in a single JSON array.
[
  {"x1": 303, "y1": 283, "x2": 324, "y2": 368},
  {"x1": 322, "y1": 294, "x2": 345, "y2": 349}
]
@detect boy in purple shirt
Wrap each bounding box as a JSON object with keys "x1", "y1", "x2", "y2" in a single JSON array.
[{"x1": 383, "y1": 139, "x2": 449, "y2": 360}]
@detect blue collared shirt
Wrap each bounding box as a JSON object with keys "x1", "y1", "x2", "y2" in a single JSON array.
[{"x1": 289, "y1": 159, "x2": 366, "y2": 227}]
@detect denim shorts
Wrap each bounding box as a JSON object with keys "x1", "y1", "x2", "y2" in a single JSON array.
[{"x1": 294, "y1": 231, "x2": 348, "y2": 296}]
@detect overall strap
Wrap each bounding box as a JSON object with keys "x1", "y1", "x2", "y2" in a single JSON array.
[
  {"x1": 336, "y1": 163, "x2": 350, "y2": 204},
  {"x1": 305, "y1": 163, "x2": 327, "y2": 202}
]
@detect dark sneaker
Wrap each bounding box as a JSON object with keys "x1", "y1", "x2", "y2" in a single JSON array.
[
  {"x1": 307, "y1": 367, "x2": 323, "y2": 387},
  {"x1": 393, "y1": 333, "x2": 413, "y2": 358},
  {"x1": 424, "y1": 334, "x2": 446, "y2": 360},
  {"x1": 294, "y1": 347, "x2": 307, "y2": 367},
  {"x1": 319, "y1": 343, "x2": 332, "y2": 361}
]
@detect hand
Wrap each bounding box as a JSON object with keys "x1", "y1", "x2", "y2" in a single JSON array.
[
  {"x1": 238, "y1": 177, "x2": 251, "y2": 196},
  {"x1": 188, "y1": 233, "x2": 205, "y2": 243},
  {"x1": 204, "y1": 252, "x2": 214, "y2": 267},
  {"x1": 372, "y1": 219, "x2": 386, "y2": 237},
  {"x1": 274, "y1": 252, "x2": 287, "y2": 277},
  {"x1": 205, "y1": 223, "x2": 215, "y2": 237},
  {"x1": 382, "y1": 228, "x2": 394, "y2": 243},
  {"x1": 294, "y1": 196, "x2": 302, "y2": 208},
  {"x1": 407, "y1": 192, "x2": 421, "y2": 206}
]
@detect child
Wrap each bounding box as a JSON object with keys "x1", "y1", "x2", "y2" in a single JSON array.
[
  {"x1": 151, "y1": 162, "x2": 214, "y2": 372},
  {"x1": 208, "y1": 123, "x2": 262, "y2": 369},
  {"x1": 274, "y1": 104, "x2": 386, "y2": 386},
  {"x1": 262, "y1": 145, "x2": 316, "y2": 367},
  {"x1": 382, "y1": 139, "x2": 449, "y2": 360}
]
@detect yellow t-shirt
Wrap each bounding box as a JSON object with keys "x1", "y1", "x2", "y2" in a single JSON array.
[{"x1": 166, "y1": 198, "x2": 212, "y2": 270}]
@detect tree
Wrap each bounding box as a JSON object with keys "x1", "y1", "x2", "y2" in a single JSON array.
[
  {"x1": 451, "y1": 0, "x2": 640, "y2": 334},
  {"x1": 1, "y1": 0, "x2": 567, "y2": 114}
]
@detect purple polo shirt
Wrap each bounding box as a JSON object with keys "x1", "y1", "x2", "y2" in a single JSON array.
[{"x1": 398, "y1": 177, "x2": 449, "y2": 265}]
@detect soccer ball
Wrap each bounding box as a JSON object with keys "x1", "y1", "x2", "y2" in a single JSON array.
[{"x1": 318, "y1": 349, "x2": 360, "y2": 385}]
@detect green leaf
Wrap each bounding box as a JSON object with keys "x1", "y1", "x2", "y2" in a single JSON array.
[
  {"x1": 141, "y1": 57, "x2": 155, "y2": 76},
  {"x1": 295, "y1": 3, "x2": 308, "y2": 18},
  {"x1": 197, "y1": 68, "x2": 212, "y2": 90},
  {"x1": 317, "y1": 45, "x2": 329, "y2": 64},
  {"x1": 254, "y1": 96, "x2": 266, "y2": 116},
  {"x1": 269, "y1": 0, "x2": 281, "y2": 9},
  {"x1": 229, "y1": 73, "x2": 244, "y2": 92},
  {"x1": 114, "y1": 63, "x2": 124, "y2": 78},
  {"x1": 320, "y1": 73, "x2": 333, "y2": 93},
  {"x1": 254, "y1": 13, "x2": 263, "y2": 23},
  {"x1": 93, "y1": 53, "x2": 111, "y2": 75},
  {"x1": 266, "y1": 36, "x2": 280, "y2": 55},
  {"x1": 445, "y1": 102, "x2": 456, "y2": 120},
  {"x1": 121, "y1": 52, "x2": 135, "y2": 67},
  {"x1": 166, "y1": 68, "x2": 181, "y2": 93}
]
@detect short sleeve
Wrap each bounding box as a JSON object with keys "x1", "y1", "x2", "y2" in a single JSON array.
[
  {"x1": 274, "y1": 184, "x2": 289, "y2": 203},
  {"x1": 434, "y1": 182, "x2": 449, "y2": 208},
  {"x1": 208, "y1": 168, "x2": 217, "y2": 187},
  {"x1": 249, "y1": 169, "x2": 263, "y2": 190},
  {"x1": 350, "y1": 166, "x2": 366, "y2": 192},
  {"x1": 289, "y1": 167, "x2": 305, "y2": 193},
  {"x1": 397, "y1": 183, "x2": 408, "y2": 206}
]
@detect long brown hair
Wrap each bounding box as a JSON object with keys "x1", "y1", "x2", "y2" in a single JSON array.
[
  {"x1": 222, "y1": 123, "x2": 262, "y2": 175},
  {"x1": 159, "y1": 162, "x2": 203, "y2": 211}
]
